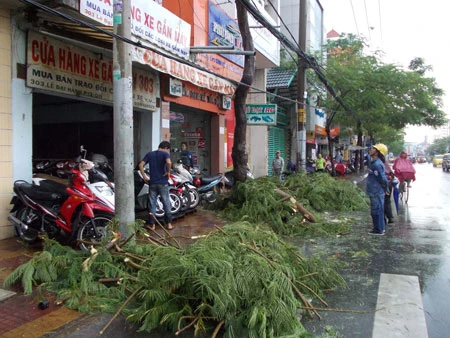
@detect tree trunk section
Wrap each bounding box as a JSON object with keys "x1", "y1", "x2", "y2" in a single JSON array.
[{"x1": 232, "y1": 2, "x2": 255, "y2": 182}]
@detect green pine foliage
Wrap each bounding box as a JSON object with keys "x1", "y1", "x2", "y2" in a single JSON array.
[
  {"x1": 4, "y1": 223, "x2": 346, "y2": 338},
  {"x1": 217, "y1": 172, "x2": 368, "y2": 235}
]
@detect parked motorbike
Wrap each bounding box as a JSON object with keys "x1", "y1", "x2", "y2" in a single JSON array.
[
  {"x1": 51, "y1": 158, "x2": 78, "y2": 178},
  {"x1": 172, "y1": 160, "x2": 200, "y2": 210},
  {"x1": 325, "y1": 160, "x2": 354, "y2": 176},
  {"x1": 134, "y1": 167, "x2": 183, "y2": 218},
  {"x1": 9, "y1": 152, "x2": 115, "y2": 250},
  {"x1": 90, "y1": 153, "x2": 114, "y2": 181},
  {"x1": 189, "y1": 167, "x2": 228, "y2": 204},
  {"x1": 33, "y1": 159, "x2": 55, "y2": 175},
  {"x1": 224, "y1": 165, "x2": 255, "y2": 189}
]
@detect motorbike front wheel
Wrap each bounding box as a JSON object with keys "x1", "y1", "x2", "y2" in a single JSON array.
[
  {"x1": 187, "y1": 187, "x2": 200, "y2": 209},
  {"x1": 77, "y1": 213, "x2": 113, "y2": 251}
]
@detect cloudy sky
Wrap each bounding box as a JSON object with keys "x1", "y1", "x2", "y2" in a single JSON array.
[{"x1": 321, "y1": 0, "x2": 450, "y2": 143}]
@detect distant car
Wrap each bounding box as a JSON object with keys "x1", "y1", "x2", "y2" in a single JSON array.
[
  {"x1": 416, "y1": 156, "x2": 426, "y2": 163},
  {"x1": 442, "y1": 153, "x2": 450, "y2": 171},
  {"x1": 432, "y1": 154, "x2": 444, "y2": 167}
]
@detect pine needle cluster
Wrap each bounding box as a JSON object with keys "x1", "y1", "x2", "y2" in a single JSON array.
[
  {"x1": 3, "y1": 223, "x2": 346, "y2": 338},
  {"x1": 217, "y1": 172, "x2": 368, "y2": 235}
]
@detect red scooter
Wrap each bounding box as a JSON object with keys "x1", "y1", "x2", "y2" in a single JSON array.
[{"x1": 9, "y1": 155, "x2": 115, "y2": 250}]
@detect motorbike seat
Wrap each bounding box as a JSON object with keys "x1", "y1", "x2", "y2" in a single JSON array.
[
  {"x1": 15, "y1": 181, "x2": 68, "y2": 202},
  {"x1": 201, "y1": 174, "x2": 223, "y2": 185}
]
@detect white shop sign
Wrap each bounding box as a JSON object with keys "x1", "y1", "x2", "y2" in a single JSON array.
[{"x1": 79, "y1": 0, "x2": 191, "y2": 60}]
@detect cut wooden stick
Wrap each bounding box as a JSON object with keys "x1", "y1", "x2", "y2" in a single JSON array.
[{"x1": 274, "y1": 189, "x2": 317, "y2": 222}]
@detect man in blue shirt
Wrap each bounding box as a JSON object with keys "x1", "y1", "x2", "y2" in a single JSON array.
[
  {"x1": 366, "y1": 143, "x2": 389, "y2": 235},
  {"x1": 138, "y1": 141, "x2": 173, "y2": 230}
]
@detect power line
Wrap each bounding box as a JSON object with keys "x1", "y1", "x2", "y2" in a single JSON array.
[
  {"x1": 377, "y1": 0, "x2": 383, "y2": 48},
  {"x1": 20, "y1": 0, "x2": 355, "y2": 122},
  {"x1": 349, "y1": 0, "x2": 360, "y2": 36},
  {"x1": 363, "y1": 0, "x2": 372, "y2": 46}
]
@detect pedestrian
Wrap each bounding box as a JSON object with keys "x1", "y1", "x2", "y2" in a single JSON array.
[
  {"x1": 138, "y1": 141, "x2": 174, "y2": 231},
  {"x1": 272, "y1": 150, "x2": 284, "y2": 179},
  {"x1": 315, "y1": 153, "x2": 326, "y2": 172},
  {"x1": 384, "y1": 159, "x2": 395, "y2": 224},
  {"x1": 335, "y1": 151, "x2": 342, "y2": 163},
  {"x1": 366, "y1": 143, "x2": 389, "y2": 235},
  {"x1": 180, "y1": 141, "x2": 194, "y2": 168}
]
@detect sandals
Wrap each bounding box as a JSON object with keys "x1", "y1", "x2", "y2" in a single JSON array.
[{"x1": 166, "y1": 224, "x2": 174, "y2": 230}]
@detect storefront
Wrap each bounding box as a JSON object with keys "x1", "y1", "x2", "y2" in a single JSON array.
[
  {"x1": 161, "y1": 76, "x2": 235, "y2": 175},
  {"x1": 27, "y1": 31, "x2": 159, "y2": 164}
]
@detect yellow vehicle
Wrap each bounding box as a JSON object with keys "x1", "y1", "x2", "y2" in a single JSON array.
[{"x1": 432, "y1": 154, "x2": 444, "y2": 167}]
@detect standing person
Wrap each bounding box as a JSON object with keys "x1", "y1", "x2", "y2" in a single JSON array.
[
  {"x1": 335, "y1": 151, "x2": 342, "y2": 163},
  {"x1": 272, "y1": 150, "x2": 284, "y2": 179},
  {"x1": 384, "y1": 159, "x2": 395, "y2": 224},
  {"x1": 366, "y1": 143, "x2": 389, "y2": 235},
  {"x1": 180, "y1": 141, "x2": 194, "y2": 168},
  {"x1": 138, "y1": 141, "x2": 174, "y2": 230},
  {"x1": 315, "y1": 153, "x2": 326, "y2": 172}
]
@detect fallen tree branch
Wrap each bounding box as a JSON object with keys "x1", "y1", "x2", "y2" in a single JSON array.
[
  {"x1": 274, "y1": 189, "x2": 317, "y2": 222},
  {"x1": 99, "y1": 286, "x2": 143, "y2": 335}
]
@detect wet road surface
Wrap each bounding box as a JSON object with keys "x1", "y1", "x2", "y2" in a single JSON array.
[
  {"x1": 299, "y1": 163, "x2": 450, "y2": 337},
  {"x1": 3, "y1": 164, "x2": 449, "y2": 337}
]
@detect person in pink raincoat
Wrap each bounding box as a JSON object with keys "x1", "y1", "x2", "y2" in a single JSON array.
[{"x1": 393, "y1": 150, "x2": 416, "y2": 192}]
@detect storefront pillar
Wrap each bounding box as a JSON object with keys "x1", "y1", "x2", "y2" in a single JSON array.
[{"x1": 211, "y1": 114, "x2": 224, "y2": 174}]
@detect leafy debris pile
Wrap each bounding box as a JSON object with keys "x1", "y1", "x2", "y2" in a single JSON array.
[
  {"x1": 4, "y1": 223, "x2": 346, "y2": 337},
  {"x1": 218, "y1": 172, "x2": 369, "y2": 235}
]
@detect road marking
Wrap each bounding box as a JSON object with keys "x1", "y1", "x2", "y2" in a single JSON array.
[{"x1": 373, "y1": 273, "x2": 428, "y2": 338}]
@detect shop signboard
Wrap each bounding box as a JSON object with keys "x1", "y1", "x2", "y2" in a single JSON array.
[
  {"x1": 27, "y1": 31, "x2": 157, "y2": 111},
  {"x1": 79, "y1": 0, "x2": 191, "y2": 60},
  {"x1": 208, "y1": 1, "x2": 244, "y2": 67},
  {"x1": 245, "y1": 104, "x2": 277, "y2": 125},
  {"x1": 133, "y1": 47, "x2": 236, "y2": 96}
]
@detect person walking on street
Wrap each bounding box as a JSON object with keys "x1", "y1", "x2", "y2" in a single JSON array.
[
  {"x1": 366, "y1": 143, "x2": 389, "y2": 235},
  {"x1": 272, "y1": 150, "x2": 284, "y2": 180},
  {"x1": 384, "y1": 159, "x2": 395, "y2": 224},
  {"x1": 315, "y1": 153, "x2": 326, "y2": 172},
  {"x1": 138, "y1": 141, "x2": 174, "y2": 230}
]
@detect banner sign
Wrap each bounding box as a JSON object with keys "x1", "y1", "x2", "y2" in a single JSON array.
[
  {"x1": 208, "y1": 1, "x2": 244, "y2": 67},
  {"x1": 245, "y1": 104, "x2": 277, "y2": 125},
  {"x1": 27, "y1": 31, "x2": 157, "y2": 111},
  {"x1": 314, "y1": 125, "x2": 340, "y2": 137},
  {"x1": 79, "y1": 0, "x2": 191, "y2": 60},
  {"x1": 132, "y1": 46, "x2": 236, "y2": 96}
]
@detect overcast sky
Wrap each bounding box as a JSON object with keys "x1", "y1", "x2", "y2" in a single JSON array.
[{"x1": 321, "y1": 0, "x2": 450, "y2": 143}]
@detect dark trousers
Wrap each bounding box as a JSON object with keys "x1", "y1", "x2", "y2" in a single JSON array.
[{"x1": 384, "y1": 184, "x2": 394, "y2": 222}]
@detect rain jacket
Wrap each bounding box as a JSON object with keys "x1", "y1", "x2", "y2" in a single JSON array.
[
  {"x1": 366, "y1": 157, "x2": 389, "y2": 196},
  {"x1": 393, "y1": 151, "x2": 416, "y2": 182}
]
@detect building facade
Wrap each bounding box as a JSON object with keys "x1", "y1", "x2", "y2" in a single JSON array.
[{"x1": 0, "y1": 0, "x2": 280, "y2": 239}]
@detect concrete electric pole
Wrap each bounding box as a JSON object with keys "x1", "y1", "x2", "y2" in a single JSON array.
[
  {"x1": 113, "y1": 0, "x2": 135, "y2": 239},
  {"x1": 297, "y1": 0, "x2": 307, "y2": 170}
]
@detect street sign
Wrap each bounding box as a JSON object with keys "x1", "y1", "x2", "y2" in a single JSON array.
[{"x1": 245, "y1": 104, "x2": 277, "y2": 125}]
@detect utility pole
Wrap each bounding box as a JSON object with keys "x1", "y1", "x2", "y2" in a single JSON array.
[
  {"x1": 297, "y1": 0, "x2": 307, "y2": 170},
  {"x1": 113, "y1": 0, "x2": 135, "y2": 239}
]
